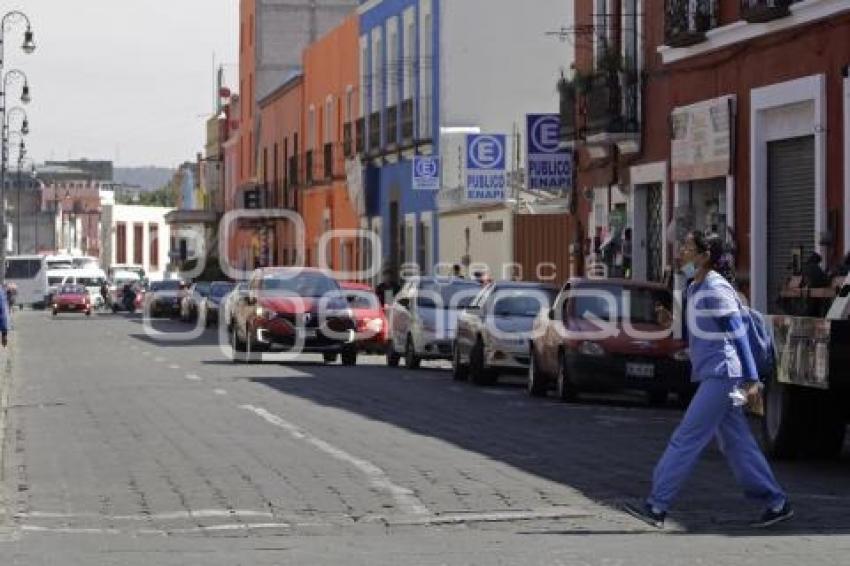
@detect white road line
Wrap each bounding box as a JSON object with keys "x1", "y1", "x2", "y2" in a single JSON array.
[
  {"x1": 154, "y1": 357, "x2": 166, "y2": 363},
  {"x1": 168, "y1": 364, "x2": 181, "y2": 370},
  {"x1": 213, "y1": 388, "x2": 228, "y2": 396},
  {"x1": 17, "y1": 509, "x2": 275, "y2": 521},
  {"x1": 365, "y1": 507, "x2": 593, "y2": 526},
  {"x1": 240, "y1": 404, "x2": 431, "y2": 517},
  {"x1": 185, "y1": 373, "x2": 202, "y2": 381},
  {"x1": 20, "y1": 523, "x2": 293, "y2": 536}
]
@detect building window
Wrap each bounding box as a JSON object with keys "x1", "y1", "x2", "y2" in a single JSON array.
[
  {"x1": 149, "y1": 224, "x2": 159, "y2": 270},
  {"x1": 419, "y1": 0, "x2": 433, "y2": 139},
  {"x1": 325, "y1": 96, "x2": 334, "y2": 143},
  {"x1": 116, "y1": 222, "x2": 127, "y2": 264},
  {"x1": 345, "y1": 87, "x2": 353, "y2": 124},
  {"x1": 133, "y1": 223, "x2": 144, "y2": 265},
  {"x1": 308, "y1": 105, "x2": 316, "y2": 150},
  {"x1": 371, "y1": 28, "x2": 383, "y2": 113},
  {"x1": 387, "y1": 17, "x2": 399, "y2": 108},
  {"x1": 359, "y1": 35, "x2": 368, "y2": 118},
  {"x1": 403, "y1": 8, "x2": 415, "y2": 101}
]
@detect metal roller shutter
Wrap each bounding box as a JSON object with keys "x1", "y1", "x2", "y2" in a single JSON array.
[{"x1": 767, "y1": 135, "x2": 815, "y2": 313}]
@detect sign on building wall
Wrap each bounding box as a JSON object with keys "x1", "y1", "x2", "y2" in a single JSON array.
[
  {"x1": 526, "y1": 114, "x2": 572, "y2": 195},
  {"x1": 465, "y1": 134, "x2": 506, "y2": 202},
  {"x1": 412, "y1": 156, "x2": 440, "y2": 191},
  {"x1": 670, "y1": 95, "x2": 735, "y2": 182}
]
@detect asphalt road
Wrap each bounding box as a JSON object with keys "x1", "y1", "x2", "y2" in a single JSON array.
[{"x1": 1, "y1": 309, "x2": 849, "y2": 565}]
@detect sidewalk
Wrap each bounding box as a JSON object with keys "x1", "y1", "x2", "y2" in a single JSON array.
[{"x1": 0, "y1": 330, "x2": 16, "y2": 530}]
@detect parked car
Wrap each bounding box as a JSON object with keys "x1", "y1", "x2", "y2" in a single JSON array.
[
  {"x1": 222, "y1": 282, "x2": 247, "y2": 330},
  {"x1": 528, "y1": 278, "x2": 693, "y2": 406},
  {"x1": 180, "y1": 281, "x2": 212, "y2": 322},
  {"x1": 230, "y1": 268, "x2": 358, "y2": 364},
  {"x1": 453, "y1": 281, "x2": 557, "y2": 385},
  {"x1": 339, "y1": 282, "x2": 388, "y2": 356},
  {"x1": 201, "y1": 281, "x2": 236, "y2": 327},
  {"x1": 386, "y1": 277, "x2": 481, "y2": 369},
  {"x1": 145, "y1": 279, "x2": 185, "y2": 318},
  {"x1": 52, "y1": 284, "x2": 92, "y2": 317}
]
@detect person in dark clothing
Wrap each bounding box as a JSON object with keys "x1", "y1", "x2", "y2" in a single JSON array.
[
  {"x1": 836, "y1": 252, "x2": 850, "y2": 277},
  {"x1": 375, "y1": 270, "x2": 400, "y2": 306},
  {"x1": 802, "y1": 252, "x2": 830, "y2": 288},
  {"x1": 452, "y1": 264, "x2": 464, "y2": 278}
]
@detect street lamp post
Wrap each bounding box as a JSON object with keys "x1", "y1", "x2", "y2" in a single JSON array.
[{"x1": 0, "y1": 9, "x2": 35, "y2": 284}]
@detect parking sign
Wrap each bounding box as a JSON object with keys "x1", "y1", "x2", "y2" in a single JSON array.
[
  {"x1": 526, "y1": 114, "x2": 572, "y2": 195},
  {"x1": 466, "y1": 134, "x2": 506, "y2": 202},
  {"x1": 412, "y1": 155, "x2": 440, "y2": 191}
]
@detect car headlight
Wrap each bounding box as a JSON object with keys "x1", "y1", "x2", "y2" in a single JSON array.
[
  {"x1": 365, "y1": 318, "x2": 384, "y2": 333},
  {"x1": 578, "y1": 341, "x2": 605, "y2": 357},
  {"x1": 672, "y1": 348, "x2": 690, "y2": 362},
  {"x1": 256, "y1": 307, "x2": 276, "y2": 320}
]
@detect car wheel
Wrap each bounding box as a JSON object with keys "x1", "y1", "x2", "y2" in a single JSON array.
[
  {"x1": 86, "y1": 310, "x2": 92, "y2": 317},
  {"x1": 470, "y1": 338, "x2": 497, "y2": 386},
  {"x1": 556, "y1": 350, "x2": 578, "y2": 402},
  {"x1": 341, "y1": 347, "x2": 358, "y2": 367},
  {"x1": 405, "y1": 335, "x2": 421, "y2": 370},
  {"x1": 231, "y1": 322, "x2": 248, "y2": 357},
  {"x1": 451, "y1": 342, "x2": 469, "y2": 381},
  {"x1": 323, "y1": 352, "x2": 338, "y2": 364},
  {"x1": 52, "y1": 309, "x2": 57, "y2": 317},
  {"x1": 386, "y1": 341, "x2": 401, "y2": 368},
  {"x1": 527, "y1": 347, "x2": 548, "y2": 397}
]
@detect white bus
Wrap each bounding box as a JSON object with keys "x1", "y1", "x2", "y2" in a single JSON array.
[{"x1": 6, "y1": 255, "x2": 49, "y2": 308}]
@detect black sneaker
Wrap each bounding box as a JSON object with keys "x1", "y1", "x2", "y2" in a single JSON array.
[
  {"x1": 623, "y1": 501, "x2": 666, "y2": 529},
  {"x1": 751, "y1": 502, "x2": 794, "y2": 528}
]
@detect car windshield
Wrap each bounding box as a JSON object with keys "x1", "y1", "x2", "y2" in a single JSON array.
[
  {"x1": 48, "y1": 276, "x2": 65, "y2": 286},
  {"x1": 150, "y1": 280, "x2": 182, "y2": 292},
  {"x1": 345, "y1": 291, "x2": 379, "y2": 310},
  {"x1": 60, "y1": 285, "x2": 86, "y2": 295},
  {"x1": 491, "y1": 291, "x2": 554, "y2": 317},
  {"x1": 194, "y1": 282, "x2": 212, "y2": 296},
  {"x1": 418, "y1": 281, "x2": 480, "y2": 309},
  {"x1": 210, "y1": 282, "x2": 235, "y2": 298},
  {"x1": 77, "y1": 277, "x2": 106, "y2": 287},
  {"x1": 262, "y1": 273, "x2": 340, "y2": 297},
  {"x1": 571, "y1": 286, "x2": 672, "y2": 325}
]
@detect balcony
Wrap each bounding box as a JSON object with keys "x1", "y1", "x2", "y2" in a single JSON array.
[
  {"x1": 343, "y1": 122, "x2": 353, "y2": 157},
  {"x1": 740, "y1": 0, "x2": 795, "y2": 23},
  {"x1": 385, "y1": 104, "x2": 398, "y2": 148},
  {"x1": 355, "y1": 117, "x2": 365, "y2": 155},
  {"x1": 368, "y1": 111, "x2": 381, "y2": 155},
  {"x1": 401, "y1": 99, "x2": 414, "y2": 144},
  {"x1": 584, "y1": 70, "x2": 640, "y2": 142},
  {"x1": 305, "y1": 150, "x2": 314, "y2": 185},
  {"x1": 664, "y1": 0, "x2": 719, "y2": 48}
]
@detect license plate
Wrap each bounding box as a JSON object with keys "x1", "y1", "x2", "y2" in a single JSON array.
[{"x1": 626, "y1": 363, "x2": 655, "y2": 378}]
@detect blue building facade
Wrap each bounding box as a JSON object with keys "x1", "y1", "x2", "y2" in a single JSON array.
[{"x1": 358, "y1": 0, "x2": 440, "y2": 278}]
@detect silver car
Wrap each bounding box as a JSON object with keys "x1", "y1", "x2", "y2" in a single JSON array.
[
  {"x1": 453, "y1": 282, "x2": 557, "y2": 385},
  {"x1": 386, "y1": 277, "x2": 481, "y2": 369}
]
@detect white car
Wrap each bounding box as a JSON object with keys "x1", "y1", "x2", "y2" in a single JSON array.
[{"x1": 386, "y1": 277, "x2": 481, "y2": 369}]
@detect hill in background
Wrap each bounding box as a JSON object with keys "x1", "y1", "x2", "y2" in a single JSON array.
[{"x1": 114, "y1": 167, "x2": 175, "y2": 191}]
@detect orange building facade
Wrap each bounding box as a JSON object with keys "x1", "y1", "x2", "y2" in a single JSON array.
[
  {"x1": 258, "y1": 75, "x2": 304, "y2": 267},
  {"x1": 300, "y1": 15, "x2": 361, "y2": 273}
]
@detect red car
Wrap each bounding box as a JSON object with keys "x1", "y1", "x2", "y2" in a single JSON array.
[
  {"x1": 52, "y1": 284, "x2": 92, "y2": 317},
  {"x1": 340, "y1": 282, "x2": 388, "y2": 355},
  {"x1": 528, "y1": 278, "x2": 693, "y2": 406}
]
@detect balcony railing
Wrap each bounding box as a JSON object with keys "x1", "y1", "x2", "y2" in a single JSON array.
[
  {"x1": 355, "y1": 117, "x2": 365, "y2": 155},
  {"x1": 585, "y1": 70, "x2": 640, "y2": 140},
  {"x1": 368, "y1": 111, "x2": 381, "y2": 154},
  {"x1": 385, "y1": 104, "x2": 398, "y2": 147},
  {"x1": 287, "y1": 154, "x2": 299, "y2": 188},
  {"x1": 343, "y1": 122, "x2": 353, "y2": 157},
  {"x1": 401, "y1": 99, "x2": 414, "y2": 143},
  {"x1": 305, "y1": 150, "x2": 314, "y2": 185},
  {"x1": 664, "y1": 0, "x2": 719, "y2": 48},
  {"x1": 740, "y1": 0, "x2": 795, "y2": 23}
]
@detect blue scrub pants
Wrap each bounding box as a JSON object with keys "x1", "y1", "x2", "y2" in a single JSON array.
[{"x1": 647, "y1": 378, "x2": 787, "y2": 513}]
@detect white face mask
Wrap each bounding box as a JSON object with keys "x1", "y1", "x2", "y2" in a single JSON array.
[{"x1": 681, "y1": 261, "x2": 697, "y2": 280}]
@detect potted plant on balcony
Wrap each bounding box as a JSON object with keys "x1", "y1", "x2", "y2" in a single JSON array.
[
  {"x1": 664, "y1": 0, "x2": 717, "y2": 48},
  {"x1": 740, "y1": 0, "x2": 793, "y2": 23}
]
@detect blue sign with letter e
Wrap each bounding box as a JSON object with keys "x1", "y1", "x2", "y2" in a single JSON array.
[
  {"x1": 526, "y1": 114, "x2": 572, "y2": 195},
  {"x1": 466, "y1": 134, "x2": 506, "y2": 202},
  {"x1": 413, "y1": 156, "x2": 440, "y2": 191}
]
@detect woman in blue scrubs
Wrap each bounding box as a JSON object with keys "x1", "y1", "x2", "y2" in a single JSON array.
[{"x1": 625, "y1": 231, "x2": 792, "y2": 529}]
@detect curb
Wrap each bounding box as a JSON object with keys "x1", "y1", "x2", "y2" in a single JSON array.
[{"x1": 0, "y1": 331, "x2": 16, "y2": 528}]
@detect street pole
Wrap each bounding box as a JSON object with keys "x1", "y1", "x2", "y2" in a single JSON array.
[{"x1": 0, "y1": 10, "x2": 36, "y2": 284}]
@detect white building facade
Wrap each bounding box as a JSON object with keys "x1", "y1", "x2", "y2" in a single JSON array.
[{"x1": 101, "y1": 205, "x2": 174, "y2": 281}]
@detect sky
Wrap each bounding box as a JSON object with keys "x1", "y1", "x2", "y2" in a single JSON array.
[{"x1": 9, "y1": 0, "x2": 238, "y2": 168}]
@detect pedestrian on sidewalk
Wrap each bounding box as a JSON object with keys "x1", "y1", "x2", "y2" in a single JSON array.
[
  {"x1": 0, "y1": 283, "x2": 10, "y2": 347},
  {"x1": 625, "y1": 231, "x2": 792, "y2": 529}
]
